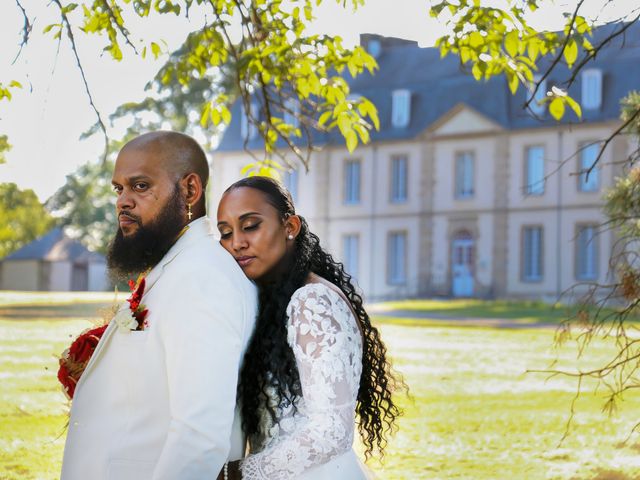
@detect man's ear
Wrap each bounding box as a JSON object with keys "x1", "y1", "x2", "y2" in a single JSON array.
[
  {"x1": 285, "y1": 215, "x2": 302, "y2": 239},
  {"x1": 180, "y1": 173, "x2": 203, "y2": 207}
]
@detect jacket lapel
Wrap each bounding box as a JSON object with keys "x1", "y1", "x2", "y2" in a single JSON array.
[{"x1": 73, "y1": 217, "x2": 216, "y2": 394}]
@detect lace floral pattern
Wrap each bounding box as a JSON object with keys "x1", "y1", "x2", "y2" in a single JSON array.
[{"x1": 241, "y1": 283, "x2": 363, "y2": 479}]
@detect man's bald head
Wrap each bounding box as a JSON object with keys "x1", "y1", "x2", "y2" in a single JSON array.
[{"x1": 121, "y1": 131, "x2": 209, "y2": 190}]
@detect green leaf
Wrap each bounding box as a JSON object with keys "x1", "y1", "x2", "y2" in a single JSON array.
[
  {"x1": 506, "y1": 71, "x2": 519, "y2": 94},
  {"x1": 200, "y1": 102, "x2": 211, "y2": 128},
  {"x1": 505, "y1": 30, "x2": 519, "y2": 58},
  {"x1": 221, "y1": 105, "x2": 231, "y2": 124},
  {"x1": 564, "y1": 39, "x2": 578, "y2": 68},
  {"x1": 151, "y1": 42, "x2": 161, "y2": 59},
  {"x1": 318, "y1": 110, "x2": 332, "y2": 127},
  {"x1": 469, "y1": 31, "x2": 484, "y2": 49},
  {"x1": 345, "y1": 129, "x2": 357, "y2": 153},
  {"x1": 527, "y1": 39, "x2": 540, "y2": 62},
  {"x1": 565, "y1": 95, "x2": 582, "y2": 119},
  {"x1": 549, "y1": 97, "x2": 565, "y2": 120}
]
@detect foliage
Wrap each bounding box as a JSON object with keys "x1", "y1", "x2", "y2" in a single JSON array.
[
  {"x1": 6, "y1": 0, "x2": 381, "y2": 175},
  {"x1": 0, "y1": 135, "x2": 11, "y2": 165},
  {"x1": 46, "y1": 159, "x2": 117, "y2": 254},
  {"x1": 0, "y1": 183, "x2": 55, "y2": 259},
  {"x1": 430, "y1": 0, "x2": 637, "y2": 122}
]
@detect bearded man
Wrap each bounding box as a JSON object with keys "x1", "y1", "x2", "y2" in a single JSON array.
[{"x1": 60, "y1": 131, "x2": 257, "y2": 480}]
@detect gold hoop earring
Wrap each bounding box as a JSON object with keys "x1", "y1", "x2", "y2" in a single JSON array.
[{"x1": 187, "y1": 203, "x2": 193, "y2": 220}]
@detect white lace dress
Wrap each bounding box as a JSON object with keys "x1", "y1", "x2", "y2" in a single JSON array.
[{"x1": 240, "y1": 283, "x2": 370, "y2": 480}]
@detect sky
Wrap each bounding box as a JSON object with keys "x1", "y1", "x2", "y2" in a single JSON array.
[{"x1": 0, "y1": 0, "x2": 633, "y2": 202}]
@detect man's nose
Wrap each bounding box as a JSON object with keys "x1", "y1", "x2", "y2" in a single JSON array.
[{"x1": 116, "y1": 189, "x2": 134, "y2": 211}]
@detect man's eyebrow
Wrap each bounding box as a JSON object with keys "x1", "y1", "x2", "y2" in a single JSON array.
[{"x1": 112, "y1": 175, "x2": 153, "y2": 185}]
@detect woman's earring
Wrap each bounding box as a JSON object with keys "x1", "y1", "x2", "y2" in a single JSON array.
[{"x1": 288, "y1": 234, "x2": 294, "y2": 240}]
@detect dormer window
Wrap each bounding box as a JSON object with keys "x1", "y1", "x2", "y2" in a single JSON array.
[
  {"x1": 283, "y1": 98, "x2": 299, "y2": 129},
  {"x1": 392, "y1": 89, "x2": 411, "y2": 128},
  {"x1": 582, "y1": 69, "x2": 602, "y2": 110},
  {"x1": 529, "y1": 76, "x2": 547, "y2": 116},
  {"x1": 368, "y1": 39, "x2": 381, "y2": 58},
  {"x1": 240, "y1": 102, "x2": 258, "y2": 140}
]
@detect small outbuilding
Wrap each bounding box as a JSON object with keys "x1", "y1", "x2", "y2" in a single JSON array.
[{"x1": 0, "y1": 228, "x2": 109, "y2": 291}]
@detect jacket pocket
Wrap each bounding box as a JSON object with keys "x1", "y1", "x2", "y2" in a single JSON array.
[{"x1": 107, "y1": 458, "x2": 154, "y2": 480}]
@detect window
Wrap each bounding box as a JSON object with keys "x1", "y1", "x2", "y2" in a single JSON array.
[
  {"x1": 522, "y1": 226, "x2": 543, "y2": 281},
  {"x1": 283, "y1": 98, "x2": 300, "y2": 129},
  {"x1": 388, "y1": 232, "x2": 407, "y2": 285},
  {"x1": 391, "y1": 89, "x2": 411, "y2": 128},
  {"x1": 525, "y1": 146, "x2": 545, "y2": 195},
  {"x1": 283, "y1": 169, "x2": 299, "y2": 203},
  {"x1": 368, "y1": 39, "x2": 381, "y2": 58},
  {"x1": 344, "y1": 159, "x2": 361, "y2": 204},
  {"x1": 390, "y1": 155, "x2": 408, "y2": 203},
  {"x1": 240, "y1": 102, "x2": 258, "y2": 140},
  {"x1": 342, "y1": 234, "x2": 359, "y2": 280},
  {"x1": 530, "y1": 77, "x2": 547, "y2": 116},
  {"x1": 582, "y1": 69, "x2": 602, "y2": 110},
  {"x1": 455, "y1": 152, "x2": 474, "y2": 198},
  {"x1": 578, "y1": 142, "x2": 599, "y2": 192},
  {"x1": 576, "y1": 225, "x2": 598, "y2": 280}
]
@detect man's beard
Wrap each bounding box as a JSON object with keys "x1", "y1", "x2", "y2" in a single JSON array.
[{"x1": 107, "y1": 185, "x2": 186, "y2": 282}]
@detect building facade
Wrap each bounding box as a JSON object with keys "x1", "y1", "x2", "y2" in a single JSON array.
[
  {"x1": 0, "y1": 228, "x2": 109, "y2": 292},
  {"x1": 211, "y1": 25, "x2": 639, "y2": 301}
]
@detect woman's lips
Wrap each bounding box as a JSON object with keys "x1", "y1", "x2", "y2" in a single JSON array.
[{"x1": 235, "y1": 256, "x2": 255, "y2": 268}]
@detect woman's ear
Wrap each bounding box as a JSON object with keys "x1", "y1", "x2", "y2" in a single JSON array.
[{"x1": 285, "y1": 215, "x2": 302, "y2": 240}]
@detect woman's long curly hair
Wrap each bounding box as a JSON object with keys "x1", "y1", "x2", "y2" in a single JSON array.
[{"x1": 225, "y1": 176, "x2": 404, "y2": 459}]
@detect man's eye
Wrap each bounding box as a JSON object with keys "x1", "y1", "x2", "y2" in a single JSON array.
[
  {"x1": 134, "y1": 183, "x2": 148, "y2": 191},
  {"x1": 112, "y1": 185, "x2": 122, "y2": 194}
]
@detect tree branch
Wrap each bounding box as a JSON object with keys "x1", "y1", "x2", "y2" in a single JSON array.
[
  {"x1": 12, "y1": 0, "x2": 32, "y2": 64},
  {"x1": 523, "y1": 0, "x2": 586, "y2": 112},
  {"x1": 52, "y1": 0, "x2": 109, "y2": 162}
]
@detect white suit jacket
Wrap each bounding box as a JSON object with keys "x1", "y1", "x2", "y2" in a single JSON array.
[{"x1": 61, "y1": 217, "x2": 257, "y2": 480}]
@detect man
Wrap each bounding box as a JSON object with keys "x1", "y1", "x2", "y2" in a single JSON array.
[{"x1": 61, "y1": 131, "x2": 257, "y2": 480}]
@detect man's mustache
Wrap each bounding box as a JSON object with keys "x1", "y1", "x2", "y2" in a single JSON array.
[{"x1": 119, "y1": 212, "x2": 142, "y2": 225}]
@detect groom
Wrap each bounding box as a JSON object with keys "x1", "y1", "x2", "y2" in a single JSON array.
[{"x1": 61, "y1": 131, "x2": 257, "y2": 480}]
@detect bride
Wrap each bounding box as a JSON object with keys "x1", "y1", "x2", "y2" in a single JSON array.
[{"x1": 216, "y1": 176, "x2": 403, "y2": 479}]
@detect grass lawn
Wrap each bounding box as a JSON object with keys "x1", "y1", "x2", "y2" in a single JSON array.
[
  {"x1": 370, "y1": 298, "x2": 634, "y2": 326},
  {"x1": 1, "y1": 293, "x2": 640, "y2": 479}
]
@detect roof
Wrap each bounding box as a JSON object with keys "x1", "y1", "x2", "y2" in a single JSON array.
[
  {"x1": 2, "y1": 228, "x2": 105, "y2": 262},
  {"x1": 217, "y1": 21, "x2": 640, "y2": 152}
]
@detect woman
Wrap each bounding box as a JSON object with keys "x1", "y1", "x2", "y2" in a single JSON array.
[{"x1": 216, "y1": 176, "x2": 403, "y2": 479}]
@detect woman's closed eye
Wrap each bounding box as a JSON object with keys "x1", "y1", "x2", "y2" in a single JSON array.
[{"x1": 243, "y1": 222, "x2": 261, "y2": 232}]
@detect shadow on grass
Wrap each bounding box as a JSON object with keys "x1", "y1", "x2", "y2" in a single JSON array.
[
  {"x1": 573, "y1": 469, "x2": 638, "y2": 480},
  {"x1": 0, "y1": 302, "x2": 111, "y2": 320}
]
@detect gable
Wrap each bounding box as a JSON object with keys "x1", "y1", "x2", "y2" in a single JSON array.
[{"x1": 428, "y1": 104, "x2": 503, "y2": 137}]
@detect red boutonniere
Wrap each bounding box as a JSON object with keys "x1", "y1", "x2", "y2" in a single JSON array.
[
  {"x1": 126, "y1": 277, "x2": 149, "y2": 331},
  {"x1": 57, "y1": 276, "x2": 150, "y2": 400}
]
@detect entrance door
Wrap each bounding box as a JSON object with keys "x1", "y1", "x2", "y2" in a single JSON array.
[{"x1": 452, "y1": 232, "x2": 474, "y2": 297}]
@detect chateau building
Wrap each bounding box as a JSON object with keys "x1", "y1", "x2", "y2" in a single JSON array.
[{"x1": 211, "y1": 23, "x2": 640, "y2": 301}]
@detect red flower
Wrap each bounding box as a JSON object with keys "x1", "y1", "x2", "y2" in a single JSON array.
[
  {"x1": 58, "y1": 276, "x2": 150, "y2": 400},
  {"x1": 57, "y1": 324, "x2": 108, "y2": 400}
]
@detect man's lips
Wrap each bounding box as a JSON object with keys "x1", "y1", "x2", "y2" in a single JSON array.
[
  {"x1": 235, "y1": 256, "x2": 255, "y2": 268},
  {"x1": 118, "y1": 214, "x2": 140, "y2": 227}
]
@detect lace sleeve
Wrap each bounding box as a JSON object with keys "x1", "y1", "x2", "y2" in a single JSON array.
[{"x1": 240, "y1": 284, "x2": 363, "y2": 480}]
